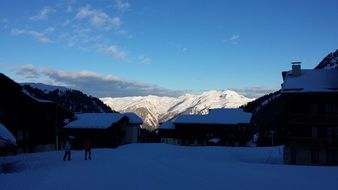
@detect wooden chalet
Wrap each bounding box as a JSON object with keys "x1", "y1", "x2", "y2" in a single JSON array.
[
  {"x1": 281, "y1": 63, "x2": 338, "y2": 165},
  {"x1": 167, "y1": 108, "x2": 252, "y2": 146},
  {"x1": 158, "y1": 121, "x2": 179, "y2": 145},
  {"x1": 0, "y1": 73, "x2": 74, "y2": 153},
  {"x1": 63, "y1": 113, "x2": 142, "y2": 149}
]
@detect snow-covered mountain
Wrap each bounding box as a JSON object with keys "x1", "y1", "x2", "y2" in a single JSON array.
[
  {"x1": 315, "y1": 49, "x2": 338, "y2": 70},
  {"x1": 101, "y1": 90, "x2": 254, "y2": 130}
]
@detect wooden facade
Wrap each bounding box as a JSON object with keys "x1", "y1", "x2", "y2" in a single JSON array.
[
  {"x1": 158, "y1": 109, "x2": 253, "y2": 146},
  {"x1": 281, "y1": 67, "x2": 338, "y2": 165},
  {"x1": 63, "y1": 117, "x2": 129, "y2": 149},
  {"x1": 63, "y1": 113, "x2": 143, "y2": 149},
  {"x1": 0, "y1": 73, "x2": 74, "y2": 153},
  {"x1": 174, "y1": 123, "x2": 251, "y2": 146},
  {"x1": 282, "y1": 93, "x2": 338, "y2": 165}
]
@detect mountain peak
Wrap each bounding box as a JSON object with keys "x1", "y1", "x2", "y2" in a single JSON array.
[{"x1": 101, "y1": 90, "x2": 253, "y2": 130}]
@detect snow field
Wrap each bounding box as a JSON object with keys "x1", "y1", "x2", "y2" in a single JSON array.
[{"x1": 1, "y1": 144, "x2": 337, "y2": 190}]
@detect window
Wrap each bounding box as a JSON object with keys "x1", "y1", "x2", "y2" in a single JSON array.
[
  {"x1": 311, "y1": 104, "x2": 318, "y2": 113},
  {"x1": 326, "y1": 104, "x2": 333, "y2": 113},
  {"x1": 327, "y1": 128, "x2": 333, "y2": 137}
]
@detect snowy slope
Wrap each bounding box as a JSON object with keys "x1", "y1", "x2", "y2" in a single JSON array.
[
  {"x1": 1, "y1": 144, "x2": 338, "y2": 190},
  {"x1": 101, "y1": 90, "x2": 253, "y2": 130}
]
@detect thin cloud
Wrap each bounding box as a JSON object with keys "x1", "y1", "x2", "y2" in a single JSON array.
[
  {"x1": 230, "y1": 34, "x2": 240, "y2": 41},
  {"x1": 76, "y1": 5, "x2": 121, "y2": 29},
  {"x1": 30, "y1": 7, "x2": 56, "y2": 21},
  {"x1": 11, "y1": 28, "x2": 52, "y2": 43},
  {"x1": 230, "y1": 86, "x2": 278, "y2": 98},
  {"x1": 11, "y1": 65, "x2": 183, "y2": 97},
  {"x1": 96, "y1": 44, "x2": 127, "y2": 60},
  {"x1": 11, "y1": 64, "x2": 41, "y2": 79},
  {"x1": 223, "y1": 34, "x2": 240, "y2": 44},
  {"x1": 115, "y1": 0, "x2": 131, "y2": 10},
  {"x1": 138, "y1": 55, "x2": 151, "y2": 64}
]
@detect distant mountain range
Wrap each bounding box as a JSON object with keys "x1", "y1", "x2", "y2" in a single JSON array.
[{"x1": 101, "y1": 90, "x2": 253, "y2": 130}]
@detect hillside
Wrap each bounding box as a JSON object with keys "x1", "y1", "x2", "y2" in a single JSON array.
[
  {"x1": 315, "y1": 49, "x2": 338, "y2": 69},
  {"x1": 22, "y1": 83, "x2": 114, "y2": 113},
  {"x1": 101, "y1": 90, "x2": 253, "y2": 130}
]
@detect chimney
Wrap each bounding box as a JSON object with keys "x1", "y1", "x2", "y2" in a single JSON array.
[{"x1": 291, "y1": 62, "x2": 301, "y2": 76}]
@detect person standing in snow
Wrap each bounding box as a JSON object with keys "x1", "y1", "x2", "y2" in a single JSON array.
[
  {"x1": 63, "y1": 138, "x2": 72, "y2": 161},
  {"x1": 84, "y1": 138, "x2": 92, "y2": 160}
]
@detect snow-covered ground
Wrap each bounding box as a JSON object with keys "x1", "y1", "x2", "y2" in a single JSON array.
[{"x1": 1, "y1": 144, "x2": 337, "y2": 190}]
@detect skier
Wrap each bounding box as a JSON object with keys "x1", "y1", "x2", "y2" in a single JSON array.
[
  {"x1": 63, "y1": 138, "x2": 72, "y2": 161},
  {"x1": 84, "y1": 138, "x2": 92, "y2": 160}
]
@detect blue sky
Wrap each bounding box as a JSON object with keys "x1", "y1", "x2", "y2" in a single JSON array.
[{"x1": 0, "y1": 0, "x2": 337, "y2": 98}]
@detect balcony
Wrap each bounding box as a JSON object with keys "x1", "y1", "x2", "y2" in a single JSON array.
[
  {"x1": 287, "y1": 113, "x2": 338, "y2": 125},
  {"x1": 287, "y1": 136, "x2": 338, "y2": 146}
]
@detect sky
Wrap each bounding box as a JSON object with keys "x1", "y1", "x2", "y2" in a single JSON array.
[{"x1": 0, "y1": 0, "x2": 338, "y2": 98}]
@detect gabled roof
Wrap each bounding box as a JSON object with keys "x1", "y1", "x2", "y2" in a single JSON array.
[
  {"x1": 174, "y1": 108, "x2": 252, "y2": 125},
  {"x1": 122, "y1": 112, "x2": 143, "y2": 125},
  {"x1": 65, "y1": 113, "x2": 127, "y2": 129},
  {"x1": 159, "y1": 121, "x2": 175, "y2": 129},
  {"x1": 281, "y1": 69, "x2": 338, "y2": 93}
]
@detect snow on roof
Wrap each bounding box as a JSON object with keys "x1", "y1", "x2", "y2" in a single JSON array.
[
  {"x1": 208, "y1": 138, "x2": 220, "y2": 144},
  {"x1": 174, "y1": 108, "x2": 252, "y2": 125},
  {"x1": 159, "y1": 121, "x2": 175, "y2": 129},
  {"x1": 65, "y1": 113, "x2": 126, "y2": 129},
  {"x1": 282, "y1": 69, "x2": 338, "y2": 93},
  {"x1": 0, "y1": 122, "x2": 16, "y2": 147},
  {"x1": 122, "y1": 112, "x2": 143, "y2": 125}
]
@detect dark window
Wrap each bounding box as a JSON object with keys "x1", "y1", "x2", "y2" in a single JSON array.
[
  {"x1": 335, "y1": 127, "x2": 338, "y2": 137},
  {"x1": 311, "y1": 104, "x2": 318, "y2": 113},
  {"x1": 333, "y1": 104, "x2": 338, "y2": 113},
  {"x1": 327, "y1": 128, "x2": 333, "y2": 137},
  {"x1": 326, "y1": 104, "x2": 333, "y2": 113},
  {"x1": 312, "y1": 127, "x2": 318, "y2": 138}
]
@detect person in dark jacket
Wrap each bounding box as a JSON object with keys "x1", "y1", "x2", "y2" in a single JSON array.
[
  {"x1": 63, "y1": 138, "x2": 72, "y2": 161},
  {"x1": 84, "y1": 139, "x2": 92, "y2": 160}
]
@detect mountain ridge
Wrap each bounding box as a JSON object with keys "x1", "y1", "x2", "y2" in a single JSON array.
[
  {"x1": 101, "y1": 90, "x2": 254, "y2": 130},
  {"x1": 22, "y1": 83, "x2": 114, "y2": 113}
]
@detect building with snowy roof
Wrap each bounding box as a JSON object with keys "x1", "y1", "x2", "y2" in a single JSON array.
[
  {"x1": 158, "y1": 121, "x2": 179, "y2": 145},
  {"x1": 160, "y1": 108, "x2": 252, "y2": 146},
  {"x1": 63, "y1": 113, "x2": 143, "y2": 149},
  {"x1": 0, "y1": 73, "x2": 74, "y2": 153},
  {"x1": 281, "y1": 63, "x2": 338, "y2": 165}
]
